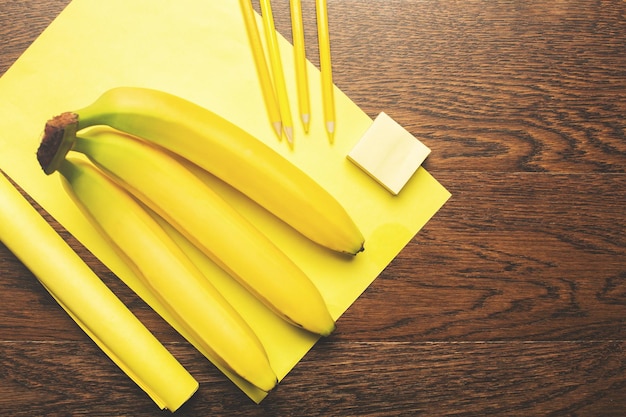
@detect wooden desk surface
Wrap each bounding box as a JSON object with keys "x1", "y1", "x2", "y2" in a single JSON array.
[{"x1": 1, "y1": 1, "x2": 625, "y2": 415}]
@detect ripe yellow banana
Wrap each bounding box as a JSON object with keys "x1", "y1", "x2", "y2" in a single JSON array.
[
  {"x1": 38, "y1": 86, "x2": 364, "y2": 255},
  {"x1": 56, "y1": 157, "x2": 278, "y2": 392},
  {"x1": 0, "y1": 170, "x2": 198, "y2": 411},
  {"x1": 57, "y1": 126, "x2": 336, "y2": 337}
]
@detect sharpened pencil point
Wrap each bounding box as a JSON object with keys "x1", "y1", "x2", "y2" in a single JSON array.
[
  {"x1": 302, "y1": 114, "x2": 310, "y2": 133},
  {"x1": 273, "y1": 121, "x2": 283, "y2": 140},
  {"x1": 284, "y1": 126, "x2": 294, "y2": 144},
  {"x1": 326, "y1": 121, "x2": 335, "y2": 144}
]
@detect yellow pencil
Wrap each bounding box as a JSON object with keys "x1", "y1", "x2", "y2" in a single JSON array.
[
  {"x1": 239, "y1": 0, "x2": 283, "y2": 139},
  {"x1": 260, "y1": 0, "x2": 295, "y2": 144},
  {"x1": 290, "y1": 0, "x2": 311, "y2": 133},
  {"x1": 316, "y1": 0, "x2": 335, "y2": 143}
]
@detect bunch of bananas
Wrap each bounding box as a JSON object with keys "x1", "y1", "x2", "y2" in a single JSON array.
[{"x1": 36, "y1": 87, "x2": 365, "y2": 395}]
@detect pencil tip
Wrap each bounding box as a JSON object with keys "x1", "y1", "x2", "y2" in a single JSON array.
[
  {"x1": 301, "y1": 114, "x2": 310, "y2": 133},
  {"x1": 273, "y1": 121, "x2": 283, "y2": 140},
  {"x1": 326, "y1": 121, "x2": 335, "y2": 144},
  {"x1": 284, "y1": 126, "x2": 294, "y2": 143}
]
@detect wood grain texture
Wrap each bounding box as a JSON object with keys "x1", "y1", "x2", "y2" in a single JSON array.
[{"x1": 1, "y1": 0, "x2": 625, "y2": 415}]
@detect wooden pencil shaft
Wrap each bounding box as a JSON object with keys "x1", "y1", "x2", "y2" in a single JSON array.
[
  {"x1": 239, "y1": 0, "x2": 282, "y2": 137},
  {"x1": 315, "y1": 0, "x2": 335, "y2": 139},
  {"x1": 290, "y1": 0, "x2": 310, "y2": 130},
  {"x1": 260, "y1": 0, "x2": 294, "y2": 142}
]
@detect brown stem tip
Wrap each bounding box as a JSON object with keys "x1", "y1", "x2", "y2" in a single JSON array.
[{"x1": 36, "y1": 112, "x2": 79, "y2": 175}]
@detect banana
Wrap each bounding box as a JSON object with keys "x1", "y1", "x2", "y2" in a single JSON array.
[
  {"x1": 56, "y1": 126, "x2": 336, "y2": 337},
  {"x1": 37, "y1": 86, "x2": 364, "y2": 255},
  {"x1": 56, "y1": 157, "x2": 278, "y2": 392},
  {"x1": 0, "y1": 170, "x2": 198, "y2": 411}
]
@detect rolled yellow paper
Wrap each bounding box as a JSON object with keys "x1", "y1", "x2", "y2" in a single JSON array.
[{"x1": 0, "y1": 171, "x2": 198, "y2": 411}]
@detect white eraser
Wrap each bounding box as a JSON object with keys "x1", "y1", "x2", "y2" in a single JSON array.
[{"x1": 347, "y1": 112, "x2": 431, "y2": 195}]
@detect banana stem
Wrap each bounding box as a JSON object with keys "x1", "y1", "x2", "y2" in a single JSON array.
[
  {"x1": 37, "y1": 112, "x2": 79, "y2": 175},
  {"x1": 0, "y1": 170, "x2": 198, "y2": 411}
]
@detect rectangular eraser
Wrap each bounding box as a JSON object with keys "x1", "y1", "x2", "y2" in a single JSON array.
[{"x1": 347, "y1": 112, "x2": 431, "y2": 195}]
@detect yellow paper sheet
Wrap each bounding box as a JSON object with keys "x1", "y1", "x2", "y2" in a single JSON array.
[{"x1": 0, "y1": 0, "x2": 451, "y2": 403}]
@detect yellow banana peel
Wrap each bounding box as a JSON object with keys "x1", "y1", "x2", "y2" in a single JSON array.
[{"x1": 0, "y1": 170, "x2": 198, "y2": 411}]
